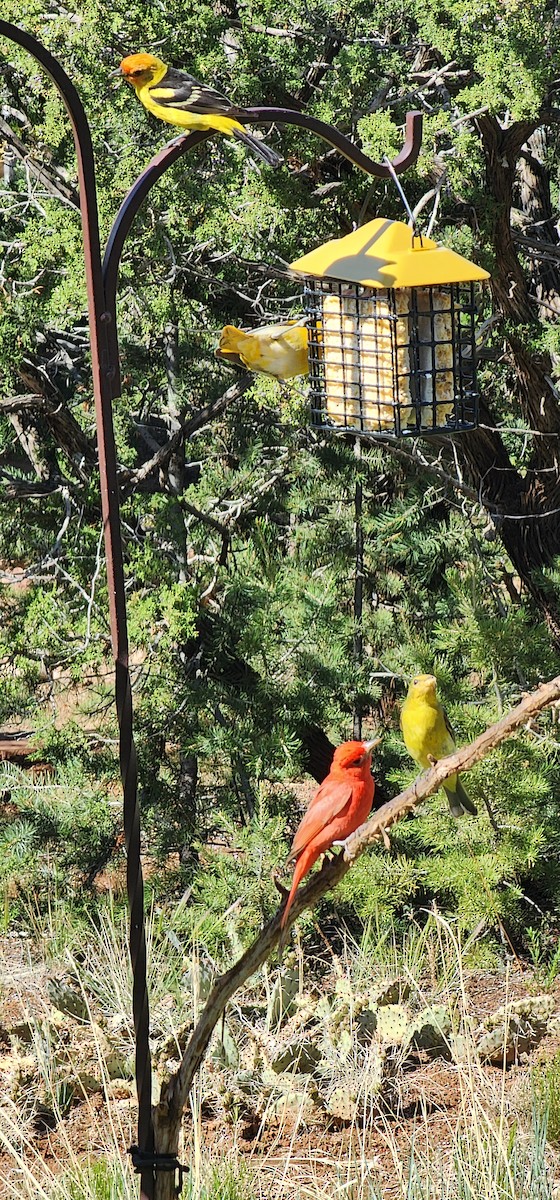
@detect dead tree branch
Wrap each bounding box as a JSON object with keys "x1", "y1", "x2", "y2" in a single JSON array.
[
  {"x1": 151, "y1": 670, "x2": 560, "y2": 1191},
  {"x1": 2, "y1": 389, "x2": 94, "y2": 470},
  {"x1": 0, "y1": 114, "x2": 79, "y2": 209},
  {"x1": 119, "y1": 376, "x2": 253, "y2": 494}
]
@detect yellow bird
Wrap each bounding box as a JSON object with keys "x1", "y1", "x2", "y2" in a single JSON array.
[
  {"x1": 216, "y1": 322, "x2": 309, "y2": 380},
  {"x1": 400, "y1": 674, "x2": 477, "y2": 819},
  {"x1": 117, "y1": 54, "x2": 282, "y2": 167}
]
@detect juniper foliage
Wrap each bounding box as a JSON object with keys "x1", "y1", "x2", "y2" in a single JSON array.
[{"x1": 1, "y1": 0, "x2": 560, "y2": 950}]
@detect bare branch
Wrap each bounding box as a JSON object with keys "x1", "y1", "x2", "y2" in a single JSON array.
[
  {"x1": 0, "y1": 471, "x2": 62, "y2": 499},
  {"x1": 179, "y1": 498, "x2": 229, "y2": 538},
  {"x1": 153, "y1": 668, "x2": 560, "y2": 1165},
  {"x1": 0, "y1": 394, "x2": 47, "y2": 413},
  {"x1": 0, "y1": 487, "x2": 72, "y2": 581},
  {"x1": 226, "y1": 18, "x2": 314, "y2": 40},
  {"x1": 1, "y1": 372, "x2": 93, "y2": 483},
  {"x1": 0, "y1": 114, "x2": 79, "y2": 210},
  {"x1": 374, "y1": 437, "x2": 481, "y2": 504},
  {"x1": 119, "y1": 376, "x2": 253, "y2": 493}
]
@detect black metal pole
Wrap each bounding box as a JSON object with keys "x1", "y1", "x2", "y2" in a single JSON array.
[
  {"x1": 0, "y1": 23, "x2": 154, "y2": 1199},
  {"x1": 353, "y1": 439, "x2": 364, "y2": 741}
]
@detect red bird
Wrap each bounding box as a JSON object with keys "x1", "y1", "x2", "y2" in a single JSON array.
[{"x1": 281, "y1": 738, "x2": 380, "y2": 930}]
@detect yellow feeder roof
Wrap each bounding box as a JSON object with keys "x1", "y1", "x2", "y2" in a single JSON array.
[{"x1": 290, "y1": 218, "x2": 490, "y2": 289}]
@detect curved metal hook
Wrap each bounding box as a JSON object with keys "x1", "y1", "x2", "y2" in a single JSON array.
[
  {"x1": 245, "y1": 106, "x2": 423, "y2": 178},
  {"x1": 102, "y1": 109, "x2": 422, "y2": 398}
]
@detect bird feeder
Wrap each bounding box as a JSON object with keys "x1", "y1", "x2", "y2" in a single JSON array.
[{"x1": 290, "y1": 218, "x2": 490, "y2": 437}]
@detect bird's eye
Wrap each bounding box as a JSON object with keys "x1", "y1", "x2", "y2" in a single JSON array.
[{"x1": 350, "y1": 757, "x2": 362, "y2": 766}]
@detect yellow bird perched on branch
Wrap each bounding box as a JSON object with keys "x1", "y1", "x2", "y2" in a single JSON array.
[
  {"x1": 216, "y1": 322, "x2": 309, "y2": 380},
  {"x1": 400, "y1": 674, "x2": 477, "y2": 819},
  {"x1": 116, "y1": 54, "x2": 282, "y2": 168}
]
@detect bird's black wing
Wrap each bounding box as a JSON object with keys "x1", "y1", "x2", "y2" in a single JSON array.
[
  {"x1": 442, "y1": 705, "x2": 456, "y2": 742},
  {"x1": 150, "y1": 68, "x2": 237, "y2": 115}
]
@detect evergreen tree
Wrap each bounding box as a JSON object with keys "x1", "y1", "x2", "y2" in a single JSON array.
[{"x1": 1, "y1": 0, "x2": 560, "y2": 947}]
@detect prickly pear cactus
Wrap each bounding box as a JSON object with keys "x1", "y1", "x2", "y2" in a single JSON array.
[
  {"x1": 266, "y1": 965, "x2": 300, "y2": 1030},
  {"x1": 216, "y1": 969, "x2": 560, "y2": 1131},
  {"x1": 374, "y1": 1004, "x2": 411, "y2": 1046},
  {"x1": 47, "y1": 976, "x2": 89, "y2": 1023},
  {"x1": 325, "y1": 1084, "x2": 359, "y2": 1121},
  {"x1": 238, "y1": 1033, "x2": 262, "y2": 1073},
  {"x1": 409, "y1": 1005, "x2": 451, "y2": 1052},
  {"x1": 270, "y1": 1039, "x2": 321, "y2": 1075},
  {"x1": 212, "y1": 1022, "x2": 240, "y2": 1069},
  {"x1": 476, "y1": 994, "x2": 555, "y2": 1065},
  {"x1": 370, "y1": 979, "x2": 411, "y2": 1007},
  {"x1": 482, "y1": 994, "x2": 554, "y2": 1030},
  {"x1": 324, "y1": 1046, "x2": 385, "y2": 1120},
  {"x1": 264, "y1": 1086, "x2": 321, "y2": 1125},
  {"x1": 476, "y1": 1024, "x2": 515, "y2": 1065},
  {"x1": 243, "y1": 1067, "x2": 322, "y2": 1127}
]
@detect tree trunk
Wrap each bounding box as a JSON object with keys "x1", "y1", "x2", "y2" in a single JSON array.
[
  {"x1": 517, "y1": 126, "x2": 560, "y2": 320},
  {"x1": 454, "y1": 114, "x2": 560, "y2": 642}
]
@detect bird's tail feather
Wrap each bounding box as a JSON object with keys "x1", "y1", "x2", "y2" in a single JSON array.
[
  {"x1": 280, "y1": 857, "x2": 305, "y2": 931},
  {"x1": 443, "y1": 776, "x2": 477, "y2": 818},
  {"x1": 280, "y1": 844, "x2": 320, "y2": 930},
  {"x1": 234, "y1": 129, "x2": 283, "y2": 167}
]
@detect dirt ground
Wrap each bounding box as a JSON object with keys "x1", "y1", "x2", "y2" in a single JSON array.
[{"x1": 2, "y1": 927, "x2": 560, "y2": 1199}]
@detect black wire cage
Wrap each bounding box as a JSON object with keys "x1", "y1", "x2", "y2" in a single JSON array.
[
  {"x1": 304, "y1": 278, "x2": 480, "y2": 437},
  {"x1": 291, "y1": 219, "x2": 490, "y2": 439}
]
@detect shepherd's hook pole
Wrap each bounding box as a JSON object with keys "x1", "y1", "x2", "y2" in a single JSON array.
[
  {"x1": 0, "y1": 22, "x2": 155, "y2": 1199},
  {"x1": 0, "y1": 25, "x2": 422, "y2": 1197}
]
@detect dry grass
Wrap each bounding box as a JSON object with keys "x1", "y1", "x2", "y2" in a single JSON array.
[{"x1": 1, "y1": 906, "x2": 560, "y2": 1199}]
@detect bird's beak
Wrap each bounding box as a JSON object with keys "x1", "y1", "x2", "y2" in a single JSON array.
[
  {"x1": 363, "y1": 738, "x2": 381, "y2": 755},
  {"x1": 110, "y1": 66, "x2": 124, "y2": 79}
]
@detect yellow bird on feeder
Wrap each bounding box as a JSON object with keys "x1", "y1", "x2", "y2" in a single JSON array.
[{"x1": 216, "y1": 322, "x2": 309, "y2": 380}]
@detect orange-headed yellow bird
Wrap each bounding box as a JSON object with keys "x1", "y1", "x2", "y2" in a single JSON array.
[
  {"x1": 216, "y1": 322, "x2": 309, "y2": 379},
  {"x1": 281, "y1": 738, "x2": 380, "y2": 930},
  {"x1": 117, "y1": 54, "x2": 282, "y2": 167},
  {"x1": 400, "y1": 674, "x2": 477, "y2": 818}
]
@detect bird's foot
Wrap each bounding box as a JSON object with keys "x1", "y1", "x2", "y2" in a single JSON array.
[
  {"x1": 318, "y1": 851, "x2": 341, "y2": 875},
  {"x1": 325, "y1": 843, "x2": 347, "y2": 863},
  {"x1": 427, "y1": 753, "x2": 438, "y2": 767},
  {"x1": 272, "y1": 869, "x2": 289, "y2": 901}
]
